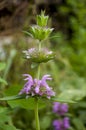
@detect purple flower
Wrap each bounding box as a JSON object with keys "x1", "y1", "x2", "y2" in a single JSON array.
[
  {"x1": 53, "y1": 117, "x2": 70, "y2": 130},
  {"x1": 19, "y1": 74, "x2": 55, "y2": 99},
  {"x1": 53, "y1": 102, "x2": 68, "y2": 116},
  {"x1": 23, "y1": 48, "x2": 55, "y2": 63},
  {"x1": 53, "y1": 120, "x2": 61, "y2": 130},
  {"x1": 19, "y1": 74, "x2": 33, "y2": 95},
  {"x1": 63, "y1": 117, "x2": 70, "y2": 129},
  {"x1": 23, "y1": 48, "x2": 36, "y2": 59}
]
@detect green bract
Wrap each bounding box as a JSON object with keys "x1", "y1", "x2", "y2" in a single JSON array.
[
  {"x1": 30, "y1": 26, "x2": 53, "y2": 41},
  {"x1": 36, "y1": 11, "x2": 49, "y2": 27}
]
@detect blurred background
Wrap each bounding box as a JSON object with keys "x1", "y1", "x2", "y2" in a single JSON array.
[{"x1": 0, "y1": 0, "x2": 86, "y2": 130}]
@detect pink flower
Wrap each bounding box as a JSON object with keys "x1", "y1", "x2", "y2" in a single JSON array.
[{"x1": 19, "y1": 74, "x2": 55, "y2": 99}]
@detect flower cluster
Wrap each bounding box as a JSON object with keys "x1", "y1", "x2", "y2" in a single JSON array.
[
  {"x1": 53, "y1": 117, "x2": 70, "y2": 130},
  {"x1": 36, "y1": 11, "x2": 49, "y2": 27},
  {"x1": 19, "y1": 74, "x2": 55, "y2": 99},
  {"x1": 23, "y1": 48, "x2": 55, "y2": 63},
  {"x1": 29, "y1": 11, "x2": 53, "y2": 41},
  {"x1": 53, "y1": 102, "x2": 68, "y2": 116},
  {"x1": 53, "y1": 102, "x2": 70, "y2": 130}
]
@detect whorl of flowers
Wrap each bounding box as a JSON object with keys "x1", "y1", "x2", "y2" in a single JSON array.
[
  {"x1": 19, "y1": 74, "x2": 55, "y2": 99},
  {"x1": 23, "y1": 48, "x2": 55, "y2": 63}
]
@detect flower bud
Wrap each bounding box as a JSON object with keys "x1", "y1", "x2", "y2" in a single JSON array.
[
  {"x1": 36, "y1": 11, "x2": 49, "y2": 27},
  {"x1": 30, "y1": 26, "x2": 53, "y2": 41}
]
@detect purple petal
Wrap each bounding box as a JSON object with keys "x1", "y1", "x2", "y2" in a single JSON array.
[
  {"x1": 47, "y1": 89, "x2": 55, "y2": 96},
  {"x1": 35, "y1": 86, "x2": 40, "y2": 93},
  {"x1": 42, "y1": 74, "x2": 52, "y2": 81},
  {"x1": 41, "y1": 77, "x2": 51, "y2": 90},
  {"x1": 53, "y1": 102, "x2": 60, "y2": 113},
  {"x1": 34, "y1": 79, "x2": 41, "y2": 94},
  {"x1": 23, "y1": 74, "x2": 33, "y2": 82},
  {"x1": 19, "y1": 74, "x2": 34, "y2": 95},
  {"x1": 61, "y1": 103, "x2": 68, "y2": 114},
  {"x1": 63, "y1": 117, "x2": 70, "y2": 129},
  {"x1": 53, "y1": 120, "x2": 62, "y2": 129}
]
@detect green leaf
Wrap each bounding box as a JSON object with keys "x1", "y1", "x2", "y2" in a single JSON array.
[
  {"x1": 0, "y1": 63, "x2": 6, "y2": 71},
  {"x1": 0, "y1": 124, "x2": 19, "y2": 130},
  {"x1": 51, "y1": 97, "x2": 76, "y2": 103},
  {"x1": 8, "y1": 97, "x2": 46, "y2": 110},
  {"x1": 58, "y1": 89, "x2": 86, "y2": 101},
  {"x1": 0, "y1": 77, "x2": 7, "y2": 85},
  {"x1": 0, "y1": 94, "x2": 26, "y2": 101},
  {"x1": 0, "y1": 106, "x2": 8, "y2": 114},
  {"x1": 23, "y1": 30, "x2": 33, "y2": 37},
  {"x1": 72, "y1": 118, "x2": 86, "y2": 130},
  {"x1": 0, "y1": 113, "x2": 11, "y2": 124}
]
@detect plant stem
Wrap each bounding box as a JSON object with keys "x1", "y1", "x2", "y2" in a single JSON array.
[
  {"x1": 37, "y1": 40, "x2": 41, "y2": 80},
  {"x1": 39, "y1": 41, "x2": 41, "y2": 51},
  {"x1": 37, "y1": 64, "x2": 40, "y2": 80},
  {"x1": 34, "y1": 98, "x2": 40, "y2": 130},
  {"x1": 34, "y1": 40, "x2": 41, "y2": 130}
]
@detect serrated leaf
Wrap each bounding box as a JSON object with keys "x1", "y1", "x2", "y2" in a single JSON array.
[
  {"x1": 0, "y1": 63, "x2": 6, "y2": 71},
  {"x1": 0, "y1": 77, "x2": 7, "y2": 85}
]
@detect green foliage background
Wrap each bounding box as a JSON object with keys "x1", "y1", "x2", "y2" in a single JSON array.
[{"x1": 0, "y1": 0, "x2": 86, "y2": 130}]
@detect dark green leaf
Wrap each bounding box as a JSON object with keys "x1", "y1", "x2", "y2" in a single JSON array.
[{"x1": 0, "y1": 124, "x2": 19, "y2": 130}]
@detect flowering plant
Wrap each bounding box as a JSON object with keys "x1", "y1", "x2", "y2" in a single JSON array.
[{"x1": 0, "y1": 11, "x2": 75, "y2": 130}]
